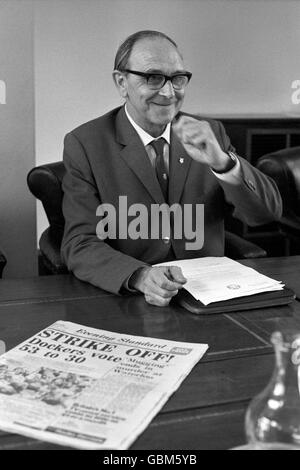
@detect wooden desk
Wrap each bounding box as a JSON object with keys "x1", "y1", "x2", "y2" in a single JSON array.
[{"x1": 0, "y1": 256, "x2": 300, "y2": 450}]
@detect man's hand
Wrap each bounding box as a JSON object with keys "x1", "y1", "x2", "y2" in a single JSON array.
[
  {"x1": 173, "y1": 116, "x2": 232, "y2": 172},
  {"x1": 129, "y1": 266, "x2": 187, "y2": 307}
]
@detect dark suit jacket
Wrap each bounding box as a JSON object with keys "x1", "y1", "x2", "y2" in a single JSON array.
[{"x1": 61, "y1": 106, "x2": 282, "y2": 294}]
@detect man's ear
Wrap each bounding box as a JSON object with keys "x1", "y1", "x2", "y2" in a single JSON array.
[{"x1": 112, "y1": 70, "x2": 128, "y2": 99}]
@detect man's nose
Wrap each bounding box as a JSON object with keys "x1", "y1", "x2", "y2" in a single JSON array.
[{"x1": 158, "y1": 79, "x2": 176, "y2": 98}]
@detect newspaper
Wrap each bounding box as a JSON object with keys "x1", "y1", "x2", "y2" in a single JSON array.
[
  {"x1": 0, "y1": 321, "x2": 208, "y2": 449},
  {"x1": 154, "y1": 257, "x2": 284, "y2": 305}
]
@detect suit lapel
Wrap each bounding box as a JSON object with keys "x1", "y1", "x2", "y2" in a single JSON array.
[
  {"x1": 169, "y1": 128, "x2": 192, "y2": 205},
  {"x1": 116, "y1": 107, "x2": 165, "y2": 204}
]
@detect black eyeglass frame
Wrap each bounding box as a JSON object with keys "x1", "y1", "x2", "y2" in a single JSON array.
[{"x1": 121, "y1": 69, "x2": 192, "y2": 90}]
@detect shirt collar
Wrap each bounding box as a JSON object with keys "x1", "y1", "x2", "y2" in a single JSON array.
[{"x1": 125, "y1": 104, "x2": 171, "y2": 146}]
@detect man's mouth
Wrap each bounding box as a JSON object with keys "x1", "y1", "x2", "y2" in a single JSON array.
[{"x1": 152, "y1": 102, "x2": 175, "y2": 107}]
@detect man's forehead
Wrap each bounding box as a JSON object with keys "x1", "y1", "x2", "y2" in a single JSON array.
[{"x1": 128, "y1": 37, "x2": 184, "y2": 70}]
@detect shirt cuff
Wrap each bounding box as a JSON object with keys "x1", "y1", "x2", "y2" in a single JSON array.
[
  {"x1": 122, "y1": 273, "x2": 140, "y2": 293},
  {"x1": 122, "y1": 266, "x2": 149, "y2": 293},
  {"x1": 211, "y1": 156, "x2": 242, "y2": 185}
]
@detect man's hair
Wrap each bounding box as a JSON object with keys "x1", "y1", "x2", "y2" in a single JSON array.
[{"x1": 114, "y1": 30, "x2": 179, "y2": 71}]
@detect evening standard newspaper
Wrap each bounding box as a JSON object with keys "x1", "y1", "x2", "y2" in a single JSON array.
[{"x1": 0, "y1": 320, "x2": 208, "y2": 449}]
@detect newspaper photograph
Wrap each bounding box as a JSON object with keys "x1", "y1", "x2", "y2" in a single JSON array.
[{"x1": 0, "y1": 321, "x2": 208, "y2": 449}]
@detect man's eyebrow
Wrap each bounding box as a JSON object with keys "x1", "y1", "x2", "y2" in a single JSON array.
[{"x1": 144, "y1": 68, "x2": 190, "y2": 75}]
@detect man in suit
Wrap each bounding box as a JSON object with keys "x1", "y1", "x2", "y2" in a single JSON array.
[{"x1": 61, "y1": 30, "x2": 282, "y2": 306}]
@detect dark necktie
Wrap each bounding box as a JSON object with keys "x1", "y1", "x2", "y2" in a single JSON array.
[{"x1": 150, "y1": 137, "x2": 168, "y2": 201}]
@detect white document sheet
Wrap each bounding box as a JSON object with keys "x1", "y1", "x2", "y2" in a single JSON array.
[{"x1": 154, "y1": 257, "x2": 284, "y2": 305}]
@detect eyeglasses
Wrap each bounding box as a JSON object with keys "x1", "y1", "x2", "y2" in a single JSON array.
[{"x1": 121, "y1": 69, "x2": 192, "y2": 90}]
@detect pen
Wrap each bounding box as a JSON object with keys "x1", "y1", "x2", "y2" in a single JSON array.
[{"x1": 166, "y1": 267, "x2": 174, "y2": 282}]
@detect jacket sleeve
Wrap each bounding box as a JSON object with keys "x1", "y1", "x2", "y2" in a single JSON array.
[
  {"x1": 215, "y1": 120, "x2": 283, "y2": 226},
  {"x1": 61, "y1": 132, "x2": 147, "y2": 295}
]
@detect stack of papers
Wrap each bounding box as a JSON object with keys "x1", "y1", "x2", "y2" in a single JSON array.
[{"x1": 154, "y1": 257, "x2": 284, "y2": 305}]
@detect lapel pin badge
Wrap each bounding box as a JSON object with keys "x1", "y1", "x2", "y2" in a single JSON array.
[{"x1": 179, "y1": 158, "x2": 184, "y2": 164}]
